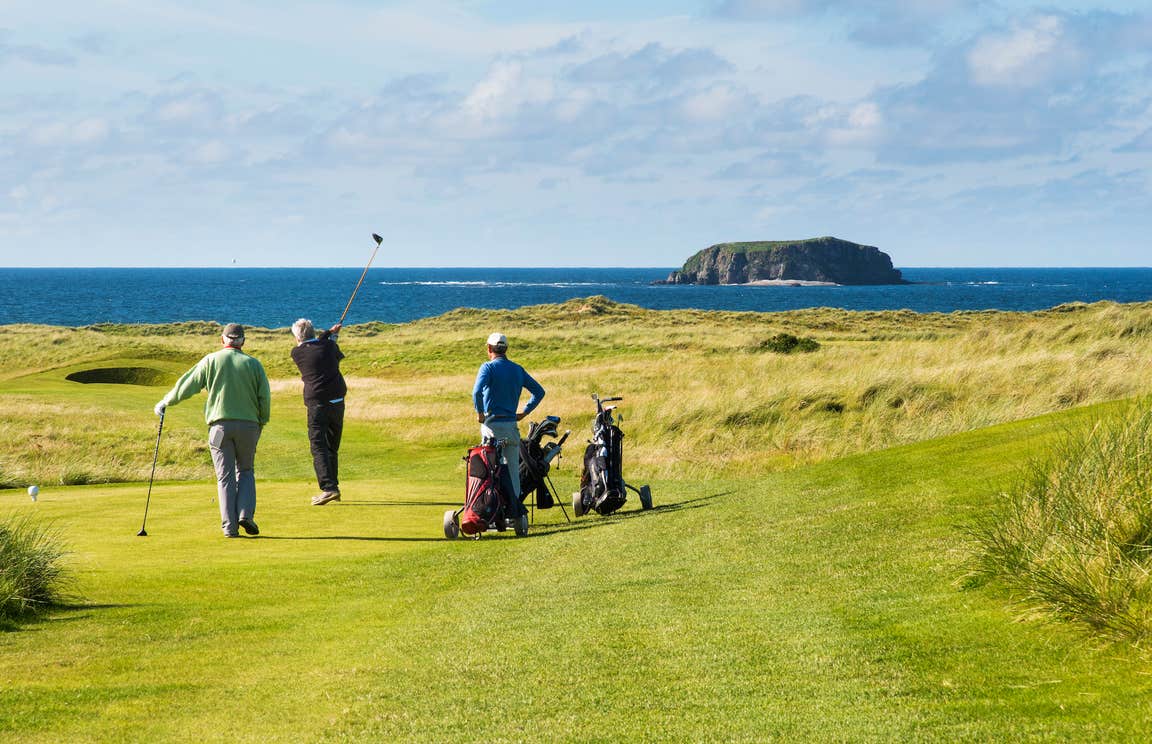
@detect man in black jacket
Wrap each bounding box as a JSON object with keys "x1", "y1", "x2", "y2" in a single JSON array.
[{"x1": 291, "y1": 319, "x2": 347, "y2": 506}]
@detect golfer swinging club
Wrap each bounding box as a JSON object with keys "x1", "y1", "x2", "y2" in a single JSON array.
[
  {"x1": 290, "y1": 319, "x2": 347, "y2": 506},
  {"x1": 154, "y1": 323, "x2": 271, "y2": 538},
  {"x1": 472, "y1": 332, "x2": 545, "y2": 517}
]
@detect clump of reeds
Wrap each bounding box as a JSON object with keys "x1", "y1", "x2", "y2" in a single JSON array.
[
  {"x1": 0, "y1": 515, "x2": 73, "y2": 628},
  {"x1": 966, "y1": 404, "x2": 1152, "y2": 644}
]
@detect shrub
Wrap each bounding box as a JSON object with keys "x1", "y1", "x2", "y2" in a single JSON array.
[
  {"x1": 0, "y1": 515, "x2": 73, "y2": 628},
  {"x1": 965, "y1": 405, "x2": 1152, "y2": 644},
  {"x1": 760, "y1": 333, "x2": 820, "y2": 354}
]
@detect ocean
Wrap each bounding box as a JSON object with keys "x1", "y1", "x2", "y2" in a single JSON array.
[{"x1": 2, "y1": 267, "x2": 1151, "y2": 328}]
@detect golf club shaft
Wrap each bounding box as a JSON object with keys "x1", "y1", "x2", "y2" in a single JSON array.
[
  {"x1": 338, "y1": 233, "x2": 384, "y2": 326},
  {"x1": 139, "y1": 412, "x2": 164, "y2": 535}
]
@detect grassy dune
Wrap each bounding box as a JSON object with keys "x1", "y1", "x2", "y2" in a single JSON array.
[
  {"x1": 3, "y1": 297, "x2": 1152, "y2": 487},
  {"x1": 3, "y1": 299, "x2": 1152, "y2": 740}
]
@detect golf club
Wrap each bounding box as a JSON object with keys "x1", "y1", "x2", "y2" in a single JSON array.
[
  {"x1": 138, "y1": 410, "x2": 164, "y2": 537},
  {"x1": 338, "y1": 232, "x2": 384, "y2": 326}
]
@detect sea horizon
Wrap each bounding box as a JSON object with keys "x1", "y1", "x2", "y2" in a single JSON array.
[
  {"x1": 3, "y1": 266, "x2": 1152, "y2": 328},
  {"x1": 2, "y1": 265, "x2": 1150, "y2": 270}
]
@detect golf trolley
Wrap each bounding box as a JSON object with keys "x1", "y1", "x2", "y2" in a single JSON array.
[
  {"x1": 443, "y1": 415, "x2": 572, "y2": 539},
  {"x1": 573, "y1": 394, "x2": 653, "y2": 517},
  {"x1": 444, "y1": 435, "x2": 525, "y2": 539},
  {"x1": 518, "y1": 415, "x2": 572, "y2": 524}
]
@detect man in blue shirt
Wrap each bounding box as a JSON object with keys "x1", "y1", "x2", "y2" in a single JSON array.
[{"x1": 472, "y1": 332, "x2": 546, "y2": 512}]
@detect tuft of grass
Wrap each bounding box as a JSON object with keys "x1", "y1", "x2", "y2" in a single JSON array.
[
  {"x1": 0, "y1": 515, "x2": 73, "y2": 628},
  {"x1": 759, "y1": 332, "x2": 820, "y2": 354},
  {"x1": 965, "y1": 402, "x2": 1152, "y2": 643}
]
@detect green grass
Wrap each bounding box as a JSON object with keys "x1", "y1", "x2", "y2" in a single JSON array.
[
  {"x1": 2, "y1": 406, "x2": 1152, "y2": 740},
  {"x1": 5, "y1": 301, "x2": 1152, "y2": 740}
]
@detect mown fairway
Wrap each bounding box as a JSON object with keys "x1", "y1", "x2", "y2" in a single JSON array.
[{"x1": 3, "y1": 300, "x2": 1152, "y2": 741}]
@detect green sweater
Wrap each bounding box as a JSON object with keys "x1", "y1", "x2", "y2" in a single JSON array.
[{"x1": 161, "y1": 348, "x2": 271, "y2": 426}]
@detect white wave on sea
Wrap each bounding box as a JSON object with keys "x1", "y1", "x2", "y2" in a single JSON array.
[{"x1": 379, "y1": 280, "x2": 610, "y2": 288}]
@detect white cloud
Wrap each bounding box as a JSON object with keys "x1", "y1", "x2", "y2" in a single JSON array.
[
  {"x1": 27, "y1": 117, "x2": 111, "y2": 146},
  {"x1": 0, "y1": 29, "x2": 75, "y2": 67},
  {"x1": 1115, "y1": 127, "x2": 1152, "y2": 153},
  {"x1": 72, "y1": 118, "x2": 112, "y2": 144},
  {"x1": 155, "y1": 92, "x2": 220, "y2": 123},
  {"x1": 462, "y1": 61, "x2": 542, "y2": 123},
  {"x1": 870, "y1": 11, "x2": 1152, "y2": 163},
  {"x1": 190, "y1": 140, "x2": 230, "y2": 165},
  {"x1": 2, "y1": 3, "x2": 1150, "y2": 267},
  {"x1": 679, "y1": 83, "x2": 748, "y2": 122},
  {"x1": 567, "y1": 43, "x2": 733, "y2": 89},
  {"x1": 967, "y1": 15, "x2": 1076, "y2": 87},
  {"x1": 826, "y1": 102, "x2": 883, "y2": 147}
]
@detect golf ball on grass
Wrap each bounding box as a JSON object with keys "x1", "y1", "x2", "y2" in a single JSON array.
[{"x1": 28, "y1": 485, "x2": 38, "y2": 501}]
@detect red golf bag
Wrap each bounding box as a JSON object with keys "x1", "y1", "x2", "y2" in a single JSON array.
[{"x1": 460, "y1": 443, "x2": 505, "y2": 536}]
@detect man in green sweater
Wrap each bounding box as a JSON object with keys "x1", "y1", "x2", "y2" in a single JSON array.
[{"x1": 155, "y1": 323, "x2": 271, "y2": 538}]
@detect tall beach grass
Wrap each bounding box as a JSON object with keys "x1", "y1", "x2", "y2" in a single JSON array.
[
  {"x1": 2, "y1": 298, "x2": 1152, "y2": 485},
  {"x1": 966, "y1": 402, "x2": 1152, "y2": 644},
  {"x1": 0, "y1": 515, "x2": 73, "y2": 628}
]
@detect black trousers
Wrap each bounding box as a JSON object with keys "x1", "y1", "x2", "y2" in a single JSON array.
[{"x1": 307, "y1": 401, "x2": 344, "y2": 492}]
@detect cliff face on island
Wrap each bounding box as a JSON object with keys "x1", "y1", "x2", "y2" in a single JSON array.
[{"x1": 658, "y1": 237, "x2": 905, "y2": 285}]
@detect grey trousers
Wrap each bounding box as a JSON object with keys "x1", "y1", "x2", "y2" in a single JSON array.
[
  {"x1": 481, "y1": 420, "x2": 521, "y2": 501},
  {"x1": 208, "y1": 420, "x2": 261, "y2": 535}
]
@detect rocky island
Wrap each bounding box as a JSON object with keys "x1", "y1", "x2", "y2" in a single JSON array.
[{"x1": 656, "y1": 237, "x2": 906, "y2": 286}]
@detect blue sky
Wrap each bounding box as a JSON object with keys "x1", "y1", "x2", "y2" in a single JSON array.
[{"x1": 1, "y1": 1, "x2": 1150, "y2": 267}]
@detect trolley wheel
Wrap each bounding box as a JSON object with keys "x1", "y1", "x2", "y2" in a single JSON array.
[
  {"x1": 514, "y1": 514, "x2": 529, "y2": 537},
  {"x1": 572, "y1": 491, "x2": 584, "y2": 517},
  {"x1": 443, "y1": 509, "x2": 460, "y2": 540},
  {"x1": 639, "y1": 485, "x2": 653, "y2": 511}
]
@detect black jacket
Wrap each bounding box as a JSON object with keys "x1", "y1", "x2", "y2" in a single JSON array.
[{"x1": 291, "y1": 331, "x2": 347, "y2": 406}]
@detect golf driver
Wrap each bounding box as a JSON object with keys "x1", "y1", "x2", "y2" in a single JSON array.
[
  {"x1": 338, "y1": 232, "x2": 384, "y2": 326},
  {"x1": 137, "y1": 410, "x2": 164, "y2": 537}
]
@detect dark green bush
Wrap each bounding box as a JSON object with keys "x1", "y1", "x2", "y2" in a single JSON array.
[{"x1": 760, "y1": 333, "x2": 820, "y2": 354}]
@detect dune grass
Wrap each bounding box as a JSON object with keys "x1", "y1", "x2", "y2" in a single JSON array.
[
  {"x1": 0, "y1": 516, "x2": 72, "y2": 630},
  {"x1": 3, "y1": 298, "x2": 1152, "y2": 487},
  {"x1": 966, "y1": 402, "x2": 1152, "y2": 643}
]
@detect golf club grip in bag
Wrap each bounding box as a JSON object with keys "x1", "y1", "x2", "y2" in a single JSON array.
[
  {"x1": 519, "y1": 438, "x2": 555, "y2": 509},
  {"x1": 461, "y1": 444, "x2": 508, "y2": 535}
]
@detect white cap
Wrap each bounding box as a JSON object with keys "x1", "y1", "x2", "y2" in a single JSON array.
[{"x1": 486, "y1": 332, "x2": 507, "y2": 347}]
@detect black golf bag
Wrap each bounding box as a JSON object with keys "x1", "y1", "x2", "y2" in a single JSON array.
[
  {"x1": 519, "y1": 415, "x2": 569, "y2": 510},
  {"x1": 575, "y1": 395, "x2": 652, "y2": 517}
]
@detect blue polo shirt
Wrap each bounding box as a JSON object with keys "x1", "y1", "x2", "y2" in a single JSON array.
[{"x1": 472, "y1": 355, "x2": 545, "y2": 423}]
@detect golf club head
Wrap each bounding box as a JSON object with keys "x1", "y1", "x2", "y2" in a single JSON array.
[
  {"x1": 136, "y1": 529, "x2": 148, "y2": 537},
  {"x1": 372, "y1": 233, "x2": 383, "y2": 245}
]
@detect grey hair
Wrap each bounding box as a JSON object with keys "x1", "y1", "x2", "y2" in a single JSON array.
[
  {"x1": 221, "y1": 334, "x2": 244, "y2": 348},
  {"x1": 292, "y1": 318, "x2": 316, "y2": 342}
]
